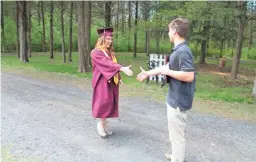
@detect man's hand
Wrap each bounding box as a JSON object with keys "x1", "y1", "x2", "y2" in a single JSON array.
[{"x1": 137, "y1": 67, "x2": 149, "y2": 82}]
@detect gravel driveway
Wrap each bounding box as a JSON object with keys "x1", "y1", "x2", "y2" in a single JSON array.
[{"x1": 1, "y1": 72, "x2": 256, "y2": 162}]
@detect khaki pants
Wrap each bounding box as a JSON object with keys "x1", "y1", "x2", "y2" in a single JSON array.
[{"x1": 166, "y1": 102, "x2": 187, "y2": 162}]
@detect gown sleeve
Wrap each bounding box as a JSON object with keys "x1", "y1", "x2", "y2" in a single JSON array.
[{"x1": 91, "y1": 50, "x2": 122, "y2": 81}]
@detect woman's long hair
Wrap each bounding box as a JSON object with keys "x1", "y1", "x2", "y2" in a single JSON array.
[{"x1": 95, "y1": 36, "x2": 115, "y2": 56}]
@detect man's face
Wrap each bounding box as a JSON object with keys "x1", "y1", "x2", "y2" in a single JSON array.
[
  {"x1": 168, "y1": 27, "x2": 176, "y2": 43},
  {"x1": 104, "y1": 36, "x2": 113, "y2": 48}
]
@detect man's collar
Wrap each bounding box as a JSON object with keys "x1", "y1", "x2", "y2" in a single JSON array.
[{"x1": 172, "y1": 41, "x2": 187, "y2": 51}]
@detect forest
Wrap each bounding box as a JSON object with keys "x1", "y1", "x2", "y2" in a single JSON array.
[{"x1": 1, "y1": 1, "x2": 256, "y2": 103}]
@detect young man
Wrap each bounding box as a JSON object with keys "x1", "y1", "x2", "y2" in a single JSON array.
[{"x1": 137, "y1": 18, "x2": 195, "y2": 162}]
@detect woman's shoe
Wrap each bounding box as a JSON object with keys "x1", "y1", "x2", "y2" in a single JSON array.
[
  {"x1": 164, "y1": 153, "x2": 172, "y2": 160},
  {"x1": 104, "y1": 120, "x2": 113, "y2": 136},
  {"x1": 97, "y1": 122, "x2": 107, "y2": 138},
  {"x1": 105, "y1": 130, "x2": 113, "y2": 136}
]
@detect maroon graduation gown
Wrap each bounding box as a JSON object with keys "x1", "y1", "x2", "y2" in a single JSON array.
[{"x1": 91, "y1": 49, "x2": 122, "y2": 118}]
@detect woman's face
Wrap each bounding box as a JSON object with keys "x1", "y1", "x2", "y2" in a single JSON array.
[{"x1": 104, "y1": 36, "x2": 113, "y2": 48}]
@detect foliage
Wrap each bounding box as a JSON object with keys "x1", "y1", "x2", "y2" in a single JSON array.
[{"x1": 2, "y1": 1, "x2": 256, "y2": 60}]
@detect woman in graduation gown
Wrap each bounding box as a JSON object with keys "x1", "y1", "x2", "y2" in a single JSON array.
[{"x1": 91, "y1": 28, "x2": 133, "y2": 137}]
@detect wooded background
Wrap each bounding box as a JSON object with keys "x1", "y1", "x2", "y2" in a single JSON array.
[{"x1": 1, "y1": 1, "x2": 256, "y2": 79}]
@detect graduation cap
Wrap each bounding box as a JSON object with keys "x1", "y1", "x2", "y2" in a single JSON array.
[{"x1": 97, "y1": 27, "x2": 113, "y2": 37}]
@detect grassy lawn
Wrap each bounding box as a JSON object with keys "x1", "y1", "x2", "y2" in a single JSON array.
[
  {"x1": 2, "y1": 52, "x2": 256, "y2": 121},
  {"x1": 2, "y1": 52, "x2": 255, "y2": 103}
]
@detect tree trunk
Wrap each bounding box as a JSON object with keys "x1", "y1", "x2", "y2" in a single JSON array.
[
  {"x1": 143, "y1": 1, "x2": 149, "y2": 53},
  {"x1": 84, "y1": 1, "x2": 92, "y2": 67},
  {"x1": 24, "y1": 2, "x2": 28, "y2": 62},
  {"x1": 143, "y1": 2, "x2": 149, "y2": 22},
  {"x1": 145, "y1": 31, "x2": 148, "y2": 53},
  {"x1": 146, "y1": 31, "x2": 150, "y2": 56},
  {"x1": 199, "y1": 39, "x2": 207, "y2": 64},
  {"x1": 68, "y1": 1, "x2": 73, "y2": 62},
  {"x1": 248, "y1": 1, "x2": 253, "y2": 58},
  {"x1": 115, "y1": 1, "x2": 119, "y2": 40},
  {"x1": 128, "y1": 1, "x2": 132, "y2": 52},
  {"x1": 220, "y1": 39, "x2": 224, "y2": 58},
  {"x1": 105, "y1": 1, "x2": 111, "y2": 27},
  {"x1": 207, "y1": 38, "x2": 209, "y2": 50},
  {"x1": 253, "y1": 72, "x2": 256, "y2": 98},
  {"x1": 41, "y1": 1, "x2": 46, "y2": 52},
  {"x1": 37, "y1": 2, "x2": 41, "y2": 26},
  {"x1": 121, "y1": 2, "x2": 125, "y2": 34},
  {"x1": 18, "y1": 1, "x2": 29, "y2": 62},
  {"x1": 195, "y1": 40, "x2": 199, "y2": 59},
  {"x1": 28, "y1": 2, "x2": 31, "y2": 57},
  {"x1": 84, "y1": 1, "x2": 91, "y2": 71},
  {"x1": 253, "y1": 80, "x2": 256, "y2": 98},
  {"x1": 16, "y1": 2, "x2": 20, "y2": 58},
  {"x1": 77, "y1": 1, "x2": 88, "y2": 72},
  {"x1": 231, "y1": 39, "x2": 235, "y2": 57},
  {"x1": 61, "y1": 1, "x2": 66, "y2": 63},
  {"x1": 156, "y1": 31, "x2": 160, "y2": 54},
  {"x1": 133, "y1": 1, "x2": 138, "y2": 58},
  {"x1": 199, "y1": 23, "x2": 209, "y2": 64},
  {"x1": 50, "y1": 1, "x2": 54, "y2": 59},
  {"x1": 1, "y1": 1, "x2": 5, "y2": 54},
  {"x1": 248, "y1": 18, "x2": 253, "y2": 58},
  {"x1": 231, "y1": 1, "x2": 246, "y2": 79}
]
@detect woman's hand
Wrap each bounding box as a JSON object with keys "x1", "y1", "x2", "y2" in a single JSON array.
[
  {"x1": 119, "y1": 79, "x2": 125, "y2": 85},
  {"x1": 120, "y1": 65, "x2": 133, "y2": 76}
]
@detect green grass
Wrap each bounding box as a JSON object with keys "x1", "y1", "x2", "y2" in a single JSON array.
[
  {"x1": 205, "y1": 57, "x2": 256, "y2": 71},
  {"x1": 1, "y1": 52, "x2": 256, "y2": 104},
  {"x1": 195, "y1": 74, "x2": 254, "y2": 103},
  {"x1": 1, "y1": 53, "x2": 92, "y2": 78}
]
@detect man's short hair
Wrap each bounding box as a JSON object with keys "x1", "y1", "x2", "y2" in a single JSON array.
[{"x1": 168, "y1": 18, "x2": 190, "y2": 39}]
